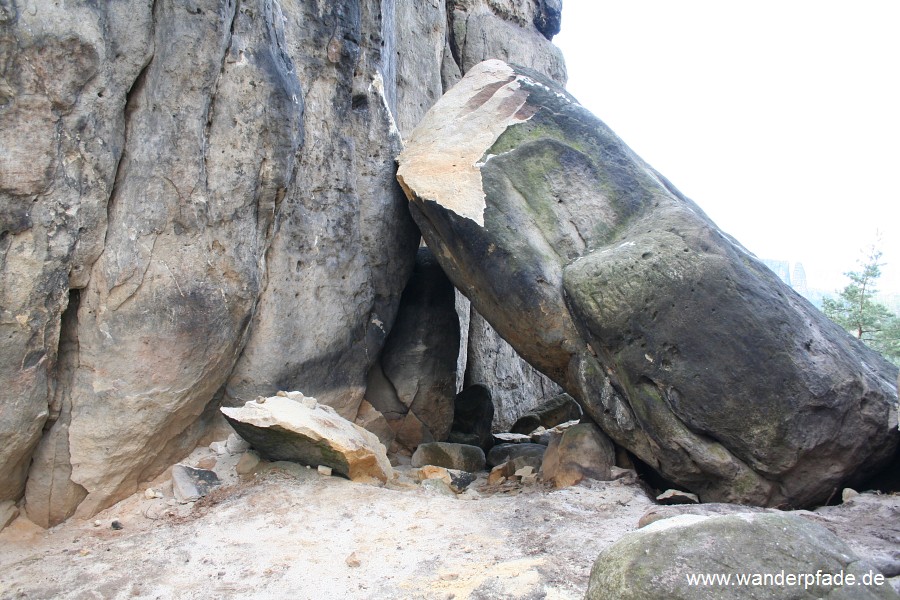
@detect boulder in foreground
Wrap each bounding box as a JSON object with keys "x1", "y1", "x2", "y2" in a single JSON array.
[
  {"x1": 586, "y1": 512, "x2": 900, "y2": 599},
  {"x1": 221, "y1": 393, "x2": 392, "y2": 484}
]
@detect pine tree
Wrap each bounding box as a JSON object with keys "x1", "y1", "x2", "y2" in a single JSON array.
[{"x1": 823, "y1": 246, "x2": 900, "y2": 365}]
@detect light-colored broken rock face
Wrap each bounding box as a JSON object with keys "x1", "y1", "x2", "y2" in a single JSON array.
[
  {"x1": 397, "y1": 60, "x2": 537, "y2": 226},
  {"x1": 221, "y1": 394, "x2": 392, "y2": 485}
]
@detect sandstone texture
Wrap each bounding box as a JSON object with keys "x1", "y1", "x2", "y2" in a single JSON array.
[
  {"x1": 637, "y1": 492, "x2": 900, "y2": 580},
  {"x1": 397, "y1": 59, "x2": 900, "y2": 508},
  {"x1": 540, "y1": 423, "x2": 615, "y2": 488},
  {"x1": 1, "y1": 0, "x2": 564, "y2": 526},
  {"x1": 586, "y1": 513, "x2": 899, "y2": 599},
  {"x1": 411, "y1": 442, "x2": 486, "y2": 473},
  {"x1": 221, "y1": 393, "x2": 392, "y2": 484}
]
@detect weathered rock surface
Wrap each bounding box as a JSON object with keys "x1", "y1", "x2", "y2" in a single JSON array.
[
  {"x1": 539, "y1": 423, "x2": 615, "y2": 488},
  {"x1": 2, "y1": 0, "x2": 566, "y2": 527},
  {"x1": 171, "y1": 465, "x2": 220, "y2": 504},
  {"x1": 586, "y1": 512, "x2": 900, "y2": 599},
  {"x1": 487, "y1": 443, "x2": 547, "y2": 469},
  {"x1": 447, "y1": 0, "x2": 566, "y2": 86},
  {"x1": 365, "y1": 248, "x2": 459, "y2": 452},
  {"x1": 639, "y1": 492, "x2": 900, "y2": 580},
  {"x1": 397, "y1": 59, "x2": 900, "y2": 507},
  {"x1": 511, "y1": 392, "x2": 581, "y2": 434},
  {"x1": 448, "y1": 384, "x2": 495, "y2": 451},
  {"x1": 410, "y1": 442, "x2": 486, "y2": 473},
  {"x1": 655, "y1": 489, "x2": 700, "y2": 505},
  {"x1": 221, "y1": 394, "x2": 392, "y2": 485},
  {"x1": 465, "y1": 310, "x2": 563, "y2": 431},
  {"x1": 416, "y1": 465, "x2": 477, "y2": 494}
]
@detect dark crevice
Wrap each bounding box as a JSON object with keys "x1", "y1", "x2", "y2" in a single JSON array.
[
  {"x1": 202, "y1": 0, "x2": 240, "y2": 191},
  {"x1": 105, "y1": 41, "x2": 154, "y2": 250}
]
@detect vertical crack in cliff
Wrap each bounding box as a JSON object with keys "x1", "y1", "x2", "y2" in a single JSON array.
[
  {"x1": 445, "y1": 1, "x2": 465, "y2": 74},
  {"x1": 201, "y1": 0, "x2": 240, "y2": 195},
  {"x1": 104, "y1": 5, "x2": 156, "y2": 251}
]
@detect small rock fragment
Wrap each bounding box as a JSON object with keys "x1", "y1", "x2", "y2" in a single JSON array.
[
  {"x1": 209, "y1": 441, "x2": 228, "y2": 455},
  {"x1": 143, "y1": 488, "x2": 159, "y2": 500},
  {"x1": 345, "y1": 552, "x2": 361, "y2": 568},
  {"x1": 235, "y1": 450, "x2": 261, "y2": 475},
  {"x1": 226, "y1": 433, "x2": 250, "y2": 454},
  {"x1": 656, "y1": 489, "x2": 700, "y2": 505},
  {"x1": 93, "y1": 519, "x2": 102, "y2": 527},
  {"x1": 514, "y1": 466, "x2": 535, "y2": 478},
  {"x1": 421, "y1": 478, "x2": 456, "y2": 497},
  {"x1": 841, "y1": 488, "x2": 859, "y2": 503},
  {"x1": 172, "y1": 464, "x2": 221, "y2": 503},
  {"x1": 111, "y1": 520, "x2": 123, "y2": 530},
  {"x1": 318, "y1": 465, "x2": 333, "y2": 476}
]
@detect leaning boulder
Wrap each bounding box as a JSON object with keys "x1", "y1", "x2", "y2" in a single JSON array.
[
  {"x1": 586, "y1": 513, "x2": 900, "y2": 599},
  {"x1": 220, "y1": 393, "x2": 392, "y2": 485},
  {"x1": 397, "y1": 59, "x2": 899, "y2": 507}
]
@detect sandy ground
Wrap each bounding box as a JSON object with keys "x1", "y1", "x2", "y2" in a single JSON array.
[{"x1": 0, "y1": 447, "x2": 655, "y2": 600}]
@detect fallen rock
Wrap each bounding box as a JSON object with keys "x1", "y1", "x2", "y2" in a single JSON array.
[
  {"x1": 416, "y1": 465, "x2": 477, "y2": 494},
  {"x1": 221, "y1": 394, "x2": 393, "y2": 484},
  {"x1": 486, "y1": 443, "x2": 547, "y2": 469},
  {"x1": 510, "y1": 393, "x2": 581, "y2": 434},
  {"x1": 656, "y1": 489, "x2": 700, "y2": 505},
  {"x1": 539, "y1": 424, "x2": 614, "y2": 488},
  {"x1": 420, "y1": 478, "x2": 457, "y2": 497},
  {"x1": 492, "y1": 433, "x2": 532, "y2": 445},
  {"x1": 225, "y1": 434, "x2": 250, "y2": 455},
  {"x1": 367, "y1": 248, "x2": 460, "y2": 452},
  {"x1": 586, "y1": 513, "x2": 900, "y2": 599},
  {"x1": 490, "y1": 455, "x2": 546, "y2": 486},
  {"x1": 636, "y1": 492, "x2": 900, "y2": 579},
  {"x1": 411, "y1": 442, "x2": 486, "y2": 473},
  {"x1": 171, "y1": 465, "x2": 220, "y2": 504},
  {"x1": 235, "y1": 451, "x2": 261, "y2": 476},
  {"x1": 397, "y1": 58, "x2": 899, "y2": 507},
  {"x1": 448, "y1": 384, "x2": 495, "y2": 451}
]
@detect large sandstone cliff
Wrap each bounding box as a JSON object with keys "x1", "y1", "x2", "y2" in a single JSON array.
[{"x1": 0, "y1": 0, "x2": 564, "y2": 527}]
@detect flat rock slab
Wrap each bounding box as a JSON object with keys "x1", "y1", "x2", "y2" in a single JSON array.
[{"x1": 221, "y1": 394, "x2": 392, "y2": 484}]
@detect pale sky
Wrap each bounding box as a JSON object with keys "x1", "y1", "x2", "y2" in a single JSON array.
[{"x1": 554, "y1": 1, "x2": 900, "y2": 296}]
